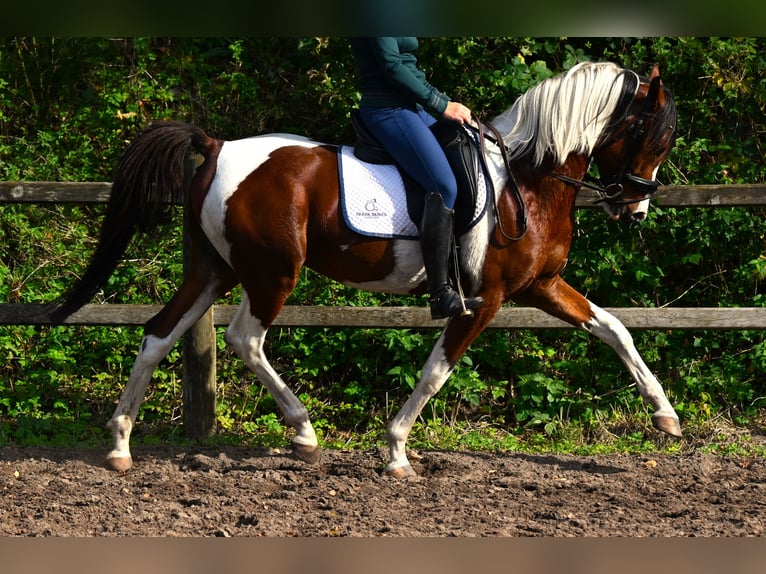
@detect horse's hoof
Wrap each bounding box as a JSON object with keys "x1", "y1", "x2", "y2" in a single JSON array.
[
  {"x1": 652, "y1": 414, "x2": 682, "y2": 437},
  {"x1": 384, "y1": 464, "x2": 417, "y2": 478},
  {"x1": 105, "y1": 455, "x2": 133, "y2": 473},
  {"x1": 292, "y1": 442, "x2": 321, "y2": 464}
]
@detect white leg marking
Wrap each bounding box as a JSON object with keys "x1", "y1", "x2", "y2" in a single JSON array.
[
  {"x1": 106, "y1": 285, "x2": 221, "y2": 465},
  {"x1": 106, "y1": 335, "x2": 170, "y2": 463},
  {"x1": 583, "y1": 302, "x2": 677, "y2": 419},
  {"x1": 386, "y1": 332, "x2": 454, "y2": 473},
  {"x1": 225, "y1": 294, "x2": 317, "y2": 449}
]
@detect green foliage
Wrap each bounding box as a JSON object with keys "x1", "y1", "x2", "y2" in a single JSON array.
[{"x1": 0, "y1": 38, "x2": 764, "y2": 454}]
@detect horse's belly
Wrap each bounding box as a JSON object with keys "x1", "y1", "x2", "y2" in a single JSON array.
[{"x1": 321, "y1": 240, "x2": 426, "y2": 295}]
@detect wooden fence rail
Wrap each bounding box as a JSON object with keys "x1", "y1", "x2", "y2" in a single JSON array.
[
  {"x1": 2, "y1": 303, "x2": 766, "y2": 331},
  {"x1": 1, "y1": 181, "x2": 765, "y2": 437}
]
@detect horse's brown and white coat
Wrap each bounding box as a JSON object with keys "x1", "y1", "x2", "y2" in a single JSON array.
[{"x1": 50, "y1": 62, "x2": 680, "y2": 477}]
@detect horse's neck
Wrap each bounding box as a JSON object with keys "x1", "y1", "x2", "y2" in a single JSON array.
[
  {"x1": 551, "y1": 154, "x2": 590, "y2": 186},
  {"x1": 510, "y1": 154, "x2": 589, "y2": 214}
]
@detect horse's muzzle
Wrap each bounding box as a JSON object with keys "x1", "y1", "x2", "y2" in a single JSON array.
[{"x1": 622, "y1": 208, "x2": 647, "y2": 224}]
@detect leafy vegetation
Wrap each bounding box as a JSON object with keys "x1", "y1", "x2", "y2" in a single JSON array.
[{"x1": 1, "y1": 38, "x2": 764, "y2": 456}]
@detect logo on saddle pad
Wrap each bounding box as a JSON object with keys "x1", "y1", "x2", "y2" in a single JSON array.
[
  {"x1": 337, "y1": 146, "x2": 488, "y2": 239},
  {"x1": 359, "y1": 198, "x2": 386, "y2": 218}
]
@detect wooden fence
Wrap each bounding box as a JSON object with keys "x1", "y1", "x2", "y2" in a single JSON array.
[{"x1": 1, "y1": 180, "x2": 765, "y2": 438}]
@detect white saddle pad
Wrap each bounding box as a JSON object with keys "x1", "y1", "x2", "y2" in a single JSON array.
[
  {"x1": 338, "y1": 146, "x2": 419, "y2": 238},
  {"x1": 337, "y1": 144, "x2": 489, "y2": 239}
]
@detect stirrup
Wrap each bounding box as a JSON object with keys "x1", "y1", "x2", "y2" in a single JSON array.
[{"x1": 429, "y1": 285, "x2": 483, "y2": 320}]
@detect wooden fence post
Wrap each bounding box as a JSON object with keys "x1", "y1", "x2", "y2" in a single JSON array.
[{"x1": 181, "y1": 154, "x2": 217, "y2": 440}]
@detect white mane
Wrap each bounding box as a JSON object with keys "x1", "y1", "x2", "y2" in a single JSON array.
[{"x1": 491, "y1": 62, "x2": 639, "y2": 167}]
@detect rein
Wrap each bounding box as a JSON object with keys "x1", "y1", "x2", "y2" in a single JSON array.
[
  {"x1": 472, "y1": 118, "x2": 528, "y2": 241},
  {"x1": 469, "y1": 76, "x2": 667, "y2": 239}
]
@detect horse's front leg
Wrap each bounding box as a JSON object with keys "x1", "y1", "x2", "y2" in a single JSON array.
[
  {"x1": 385, "y1": 306, "x2": 497, "y2": 477},
  {"x1": 385, "y1": 332, "x2": 454, "y2": 478},
  {"x1": 585, "y1": 303, "x2": 681, "y2": 436},
  {"x1": 518, "y1": 276, "x2": 681, "y2": 437}
]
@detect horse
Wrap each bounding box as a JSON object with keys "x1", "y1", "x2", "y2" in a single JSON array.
[{"x1": 48, "y1": 61, "x2": 680, "y2": 477}]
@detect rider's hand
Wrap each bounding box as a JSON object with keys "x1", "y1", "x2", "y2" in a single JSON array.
[{"x1": 442, "y1": 101, "x2": 472, "y2": 125}]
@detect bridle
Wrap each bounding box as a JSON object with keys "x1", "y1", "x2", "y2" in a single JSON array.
[
  {"x1": 548, "y1": 81, "x2": 672, "y2": 209},
  {"x1": 550, "y1": 123, "x2": 659, "y2": 208}
]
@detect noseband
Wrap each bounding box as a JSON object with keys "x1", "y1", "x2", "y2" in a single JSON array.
[{"x1": 550, "y1": 169, "x2": 659, "y2": 207}]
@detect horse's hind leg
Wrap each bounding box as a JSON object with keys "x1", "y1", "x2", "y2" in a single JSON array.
[
  {"x1": 518, "y1": 276, "x2": 681, "y2": 437},
  {"x1": 224, "y1": 293, "x2": 319, "y2": 463},
  {"x1": 105, "y1": 270, "x2": 235, "y2": 471}
]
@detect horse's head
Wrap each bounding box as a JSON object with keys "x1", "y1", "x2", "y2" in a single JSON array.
[
  {"x1": 592, "y1": 65, "x2": 678, "y2": 224},
  {"x1": 493, "y1": 62, "x2": 678, "y2": 225}
]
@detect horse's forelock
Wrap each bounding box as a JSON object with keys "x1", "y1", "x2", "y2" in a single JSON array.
[{"x1": 493, "y1": 62, "x2": 638, "y2": 166}]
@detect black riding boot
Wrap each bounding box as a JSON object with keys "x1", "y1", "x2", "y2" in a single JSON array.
[{"x1": 420, "y1": 192, "x2": 484, "y2": 320}]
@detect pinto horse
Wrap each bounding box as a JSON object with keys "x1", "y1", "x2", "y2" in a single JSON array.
[{"x1": 49, "y1": 62, "x2": 680, "y2": 477}]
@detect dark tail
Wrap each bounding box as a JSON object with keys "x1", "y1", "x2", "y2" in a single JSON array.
[{"x1": 47, "y1": 121, "x2": 214, "y2": 323}]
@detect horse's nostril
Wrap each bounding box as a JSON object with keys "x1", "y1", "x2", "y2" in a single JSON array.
[
  {"x1": 632, "y1": 211, "x2": 647, "y2": 222},
  {"x1": 621, "y1": 210, "x2": 647, "y2": 225}
]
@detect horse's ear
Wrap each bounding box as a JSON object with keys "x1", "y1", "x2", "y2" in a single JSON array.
[{"x1": 647, "y1": 65, "x2": 663, "y2": 107}]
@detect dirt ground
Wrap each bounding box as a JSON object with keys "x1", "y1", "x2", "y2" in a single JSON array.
[{"x1": 1, "y1": 444, "x2": 764, "y2": 537}]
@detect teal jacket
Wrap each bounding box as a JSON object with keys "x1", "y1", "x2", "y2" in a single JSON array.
[{"x1": 350, "y1": 37, "x2": 450, "y2": 115}]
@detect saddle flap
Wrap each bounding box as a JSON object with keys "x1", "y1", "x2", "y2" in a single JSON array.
[{"x1": 429, "y1": 119, "x2": 481, "y2": 231}]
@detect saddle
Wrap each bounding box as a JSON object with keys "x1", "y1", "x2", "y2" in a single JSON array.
[{"x1": 350, "y1": 109, "x2": 482, "y2": 235}]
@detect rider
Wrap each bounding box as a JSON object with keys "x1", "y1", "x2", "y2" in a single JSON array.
[{"x1": 350, "y1": 37, "x2": 484, "y2": 320}]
